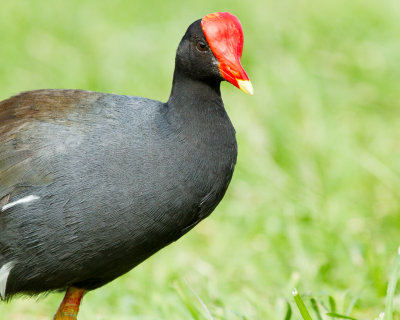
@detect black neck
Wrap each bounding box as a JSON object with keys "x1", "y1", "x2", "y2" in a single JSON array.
[{"x1": 167, "y1": 67, "x2": 223, "y2": 109}]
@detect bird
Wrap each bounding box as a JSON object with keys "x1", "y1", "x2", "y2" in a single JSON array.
[{"x1": 0, "y1": 11, "x2": 253, "y2": 319}]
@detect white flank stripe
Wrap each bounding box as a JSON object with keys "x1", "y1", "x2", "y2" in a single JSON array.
[
  {"x1": 1, "y1": 195, "x2": 40, "y2": 212},
  {"x1": 0, "y1": 261, "x2": 15, "y2": 300}
]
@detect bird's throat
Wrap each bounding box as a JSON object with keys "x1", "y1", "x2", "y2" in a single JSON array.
[{"x1": 168, "y1": 68, "x2": 222, "y2": 108}]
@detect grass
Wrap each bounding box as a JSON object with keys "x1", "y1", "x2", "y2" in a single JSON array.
[
  {"x1": 1, "y1": 0, "x2": 400, "y2": 319},
  {"x1": 289, "y1": 246, "x2": 400, "y2": 320}
]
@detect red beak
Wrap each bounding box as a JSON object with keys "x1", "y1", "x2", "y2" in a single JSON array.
[{"x1": 202, "y1": 12, "x2": 253, "y2": 95}]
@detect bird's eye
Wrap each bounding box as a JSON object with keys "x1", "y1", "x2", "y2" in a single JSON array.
[{"x1": 196, "y1": 41, "x2": 208, "y2": 52}]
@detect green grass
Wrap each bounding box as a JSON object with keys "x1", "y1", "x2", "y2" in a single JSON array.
[
  {"x1": 289, "y1": 246, "x2": 400, "y2": 320},
  {"x1": 1, "y1": 0, "x2": 400, "y2": 319}
]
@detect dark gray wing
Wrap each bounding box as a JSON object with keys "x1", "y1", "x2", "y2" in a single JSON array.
[{"x1": 0, "y1": 89, "x2": 103, "y2": 203}]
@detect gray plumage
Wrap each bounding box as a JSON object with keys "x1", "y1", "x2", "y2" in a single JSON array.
[{"x1": 0, "y1": 19, "x2": 237, "y2": 299}]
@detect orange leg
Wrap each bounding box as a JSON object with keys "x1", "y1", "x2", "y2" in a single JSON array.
[{"x1": 53, "y1": 287, "x2": 85, "y2": 320}]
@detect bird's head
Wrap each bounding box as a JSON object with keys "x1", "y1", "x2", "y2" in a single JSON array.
[{"x1": 175, "y1": 12, "x2": 253, "y2": 95}]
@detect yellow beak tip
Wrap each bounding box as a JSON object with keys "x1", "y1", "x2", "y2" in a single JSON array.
[{"x1": 237, "y1": 79, "x2": 254, "y2": 95}]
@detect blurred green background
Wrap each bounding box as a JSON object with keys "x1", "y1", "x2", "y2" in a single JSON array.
[{"x1": 1, "y1": 0, "x2": 400, "y2": 319}]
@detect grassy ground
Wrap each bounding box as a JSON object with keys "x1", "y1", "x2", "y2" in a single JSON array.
[{"x1": 1, "y1": 0, "x2": 400, "y2": 319}]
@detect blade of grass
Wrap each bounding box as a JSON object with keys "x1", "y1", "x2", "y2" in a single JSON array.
[
  {"x1": 383, "y1": 246, "x2": 400, "y2": 320},
  {"x1": 173, "y1": 281, "x2": 200, "y2": 320},
  {"x1": 329, "y1": 296, "x2": 337, "y2": 319},
  {"x1": 345, "y1": 293, "x2": 360, "y2": 316},
  {"x1": 292, "y1": 288, "x2": 313, "y2": 320},
  {"x1": 310, "y1": 298, "x2": 323, "y2": 320},
  {"x1": 326, "y1": 312, "x2": 357, "y2": 320},
  {"x1": 183, "y1": 278, "x2": 214, "y2": 320},
  {"x1": 230, "y1": 309, "x2": 248, "y2": 320},
  {"x1": 284, "y1": 302, "x2": 292, "y2": 320}
]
